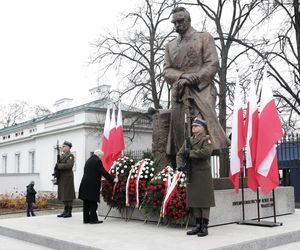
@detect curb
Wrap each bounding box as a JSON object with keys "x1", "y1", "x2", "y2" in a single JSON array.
[{"x1": 0, "y1": 226, "x2": 101, "y2": 250}]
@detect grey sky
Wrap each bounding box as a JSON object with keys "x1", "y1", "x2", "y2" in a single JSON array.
[{"x1": 0, "y1": 0, "x2": 138, "y2": 110}]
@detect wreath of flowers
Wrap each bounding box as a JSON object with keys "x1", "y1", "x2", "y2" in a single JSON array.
[
  {"x1": 101, "y1": 156, "x2": 135, "y2": 210},
  {"x1": 141, "y1": 167, "x2": 190, "y2": 223},
  {"x1": 126, "y1": 158, "x2": 155, "y2": 208},
  {"x1": 141, "y1": 166, "x2": 174, "y2": 218},
  {"x1": 164, "y1": 172, "x2": 190, "y2": 222}
]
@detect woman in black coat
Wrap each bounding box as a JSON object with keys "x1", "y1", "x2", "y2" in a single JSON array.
[{"x1": 78, "y1": 149, "x2": 114, "y2": 224}]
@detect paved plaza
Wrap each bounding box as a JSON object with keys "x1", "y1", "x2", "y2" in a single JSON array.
[{"x1": 1, "y1": 208, "x2": 300, "y2": 249}]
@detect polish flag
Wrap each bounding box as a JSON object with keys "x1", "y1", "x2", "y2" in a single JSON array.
[
  {"x1": 245, "y1": 71, "x2": 259, "y2": 192},
  {"x1": 101, "y1": 107, "x2": 111, "y2": 170},
  {"x1": 107, "y1": 107, "x2": 117, "y2": 167},
  {"x1": 255, "y1": 69, "x2": 283, "y2": 194},
  {"x1": 230, "y1": 73, "x2": 245, "y2": 192},
  {"x1": 115, "y1": 102, "x2": 125, "y2": 160}
]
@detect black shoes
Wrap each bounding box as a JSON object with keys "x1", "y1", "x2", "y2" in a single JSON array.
[
  {"x1": 63, "y1": 206, "x2": 72, "y2": 218},
  {"x1": 89, "y1": 220, "x2": 103, "y2": 224},
  {"x1": 187, "y1": 218, "x2": 209, "y2": 237},
  {"x1": 197, "y1": 218, "x2": 209, "y2": 237},
  {"x1": 57, "y1": 206, "x2": 67, "y2": 217},
  {"x1": 57, "y1": 206, "x2": 72, "y2": 218},
  {"x1": 187, "y1": 218, "x2": 201, "y2": 235}
]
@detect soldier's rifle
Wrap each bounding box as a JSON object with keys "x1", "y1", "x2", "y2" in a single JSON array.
[{"x1": 51, "y1": 140, "x2": 60, "y2": 185}]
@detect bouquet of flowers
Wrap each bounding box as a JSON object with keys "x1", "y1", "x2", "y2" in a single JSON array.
[
  {"x1": 101, "y1": 156, "x2": 135, "y2": 210},
  {"x1": 126, "y1": 158, "x2": 155, "y2": 208},
  {"x1": 164, "y1": 172, "x2": 190, "y2": 222},
  {"x1": 141, "y1": 166, "x2": 174, "y2": 218}
]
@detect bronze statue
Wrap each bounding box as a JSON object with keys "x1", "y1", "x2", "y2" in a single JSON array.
[{"x1": 163, "y1": 7, "x2": 230, "y2": 158}]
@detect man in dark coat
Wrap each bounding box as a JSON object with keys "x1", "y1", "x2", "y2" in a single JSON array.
[
  {"x1": 26, "y1": 181, "x2": 37, "y2": 217},
  {"x1": 79, "y1": 149, "x2": 114, "y2": 224},
  {"x1": 177, "y1": 117, "x2": 215, "y2": 237},
  {"x1": 57, "y1": 140, "x2": 76, "y2": 218}
]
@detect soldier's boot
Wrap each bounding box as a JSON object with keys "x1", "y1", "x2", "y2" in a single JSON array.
[
  {"x1": 197, "y1": 218, "x2": 209, "y2": 237},
  {"x1": 186, "y1": 218, "x2": 201, "y2": 235},
  {"x1": 57, "y1": 206, "x2": 67, "y2": 217},
  {"x1": 63, "y1": 206, "x2": 72, "y2": 218}
]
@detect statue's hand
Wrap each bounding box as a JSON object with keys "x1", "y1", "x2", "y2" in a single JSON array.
[
  {"x1": 181, "y1": 73, "x2": 199, "y2": 85},
  {"x1": 175, "y1": 79, "x2": 189, "y2": 100}
]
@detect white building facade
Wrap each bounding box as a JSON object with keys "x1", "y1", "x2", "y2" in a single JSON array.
[{"x1": 0, "y1": 98, "x2": 152, "y2": 194}]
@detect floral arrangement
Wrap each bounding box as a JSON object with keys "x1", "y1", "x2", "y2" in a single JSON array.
[
  {"x1": 141, "y1": 166, "x2": 174, "y2": 218},
  {"x1": 101, "y1": 156, "x2": 135, "y2": 210},
  {"x1": 164, "y1": 172, "x2": 190, "y2": 222},
  {"x1": 141, "y1": 167, "x2": 190, "y2": 223},
  {"x1": 126, "y1": 158, "x2": 155, "y2": 208}
]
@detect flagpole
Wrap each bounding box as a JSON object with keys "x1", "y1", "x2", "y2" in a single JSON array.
[
  {"x1": 256, "y1": 188, "x2": 260, "y2": 222},
  {"x1": 241, "y1": 173, "x2": 245, "y2": 221},
  {"x1": 272, "y1": 189, "x2": 278, "y2": 223}
]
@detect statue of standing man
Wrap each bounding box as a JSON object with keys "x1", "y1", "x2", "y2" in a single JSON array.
[{"x1": 164, "y1": 7, "x2": 230, "y2": 159}]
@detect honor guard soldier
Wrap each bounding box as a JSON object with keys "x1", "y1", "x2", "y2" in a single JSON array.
[
  {"x1": 56, "y1": 141, "x2": 76, "y2": 218},
  {"x1": 177, "y1": 117, "x2": 215, "y2": 237}
]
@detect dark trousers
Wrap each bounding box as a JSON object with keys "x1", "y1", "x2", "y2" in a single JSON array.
[
  {"x1": 27, "y1": 202, "x2": 35, "y2": 216},
  {"x1": 83, "y1": 200, "x2": 98, "y2": 223}
]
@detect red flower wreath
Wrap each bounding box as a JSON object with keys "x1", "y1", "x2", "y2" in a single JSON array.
[
  {"x1": 101, "y1": 156, "x2": 135, "y2": 211},
  {"x1": 164, "y1": 171, "x2": 191, "y2": 222},
  {"x1": 126, "y1": 158, "x2": 156, "y2": 208},
  {"x1": 141, "y1": 166, "x2": 174, "y2": 218}
]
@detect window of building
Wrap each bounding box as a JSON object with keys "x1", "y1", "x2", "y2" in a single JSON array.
[
  {"x1": 2, "y1": 155, "x2": 7, "y2": 173},
  {"x1": 29, "y1": 151, "x2": 35, "y2": 173},
  {"x1": 15, "y1": 153, "x2": 20, "y2": 173}
]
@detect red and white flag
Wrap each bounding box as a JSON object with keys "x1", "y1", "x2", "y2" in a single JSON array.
[
  {"x1": 107, "y1": 107, "x2": 117, "y2": 168},
  {"x1": 255, "y1": 69, "x2": 283, "y2": 194},
  {"x1": 245, "y1": 70, "x2": 259, "y2": 192},
  {"x1": 230, "y1": 72, "x2": 246, "y2": 192},
  {"x1": 102, "y1": 107, "x2": 111, "y2": 170},
  {"x1": 115, "y1": 102, "x2": 125, "y2": 160}
]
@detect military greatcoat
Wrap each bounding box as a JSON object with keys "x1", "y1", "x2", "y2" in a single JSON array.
[
  {"x1": 164, "y1": 26, "x2": 230, "y2": 155},
  {"x1": 57, "y1": 152, "x2": 76, "y2": 201},
  {"x1": 176, "y1": 133, "x2": 215, "y2": 208}
]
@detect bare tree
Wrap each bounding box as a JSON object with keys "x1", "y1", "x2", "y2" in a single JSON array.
[
  {"x1": 264, "y1": 0, "x2": 300, "y2": 126},
  {"x1": 91, "y1": 0, "x2": 180, "y2": 109},
  {"x1": 30, "y1": 105, "x2": 52, "y2": 119},
  {"x1": 0, "y1": 101, "x2": 29, "y2": 127},
  {"x1": 0, "y1": 101, "x2": 52, "y2": 128}
]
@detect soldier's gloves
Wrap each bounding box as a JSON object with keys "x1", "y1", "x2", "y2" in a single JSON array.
[{"x1": 178, "y1": 166, "x2": 185, "y2": 172}]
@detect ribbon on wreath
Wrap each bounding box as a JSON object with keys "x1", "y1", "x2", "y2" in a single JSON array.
[
  {"x1": 135, "y1": 160, "x2": 147, "y2": 208},
  {"x1": 125, "y1": 160, "x2": 146, "y2": 207},
  {"x1": 109, "y1": 162, "x2": 118, "y2": 199},
  {"x1": 125, "y1": 167, "x2": 134, "y2": 206},
  {"x1": 161, "y1": 171, "x2": 183, "y2": 217}
]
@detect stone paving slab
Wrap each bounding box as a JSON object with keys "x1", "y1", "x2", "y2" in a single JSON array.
[
  {"x1": 0, "y1": 210, "x2": 300, "y2": 250},
  {"x1": 0, "y1": 235, "x2": 54, "y2": 250}
]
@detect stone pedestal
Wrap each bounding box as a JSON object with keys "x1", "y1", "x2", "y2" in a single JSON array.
[
  {"x1": 98, "y1": 186, "x2": 295, "y2": 226},
  {"x1": 152, "y1": 109, "x2": 171, "y2": 172}
]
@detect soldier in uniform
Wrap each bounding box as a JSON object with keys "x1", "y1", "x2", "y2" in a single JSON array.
[
  {"x1": 56, "y1": 141, "x2": 76, "y2": 218},
  {"x1": 176, "y1": 117, "x2": 215, "y2": 237},
  {"x1": 164, "y1": 7, "x2": 230, "y2": 158}
]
